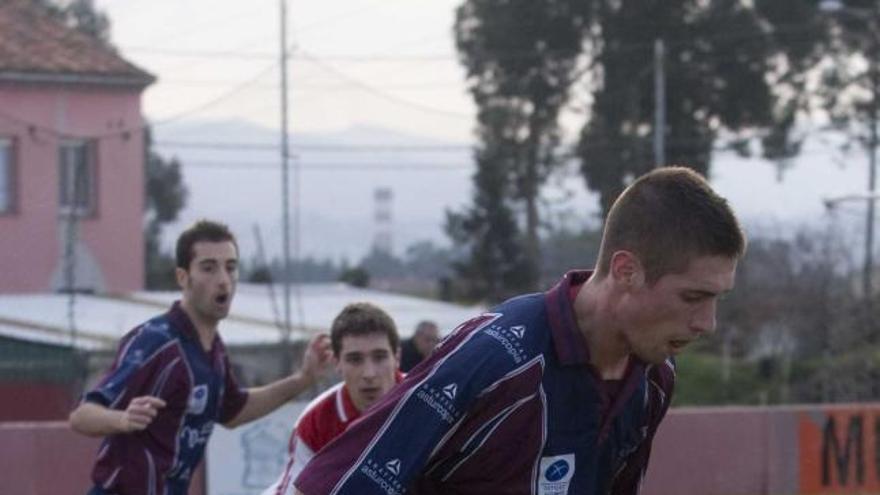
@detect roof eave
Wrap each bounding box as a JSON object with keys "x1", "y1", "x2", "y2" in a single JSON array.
[{"x1": 0, "y1": 70, "x2": 156, "y2": 89}]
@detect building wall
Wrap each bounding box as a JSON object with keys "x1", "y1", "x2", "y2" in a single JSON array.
[{"x1": 0, "y1": 82, "x2": 146, "y2": 293}]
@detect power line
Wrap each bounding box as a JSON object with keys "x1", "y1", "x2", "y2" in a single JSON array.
[
  {"x1": 155, "y1": 139, "x2": 471, "y2": 152},
  {"x1": 299, "y1": 51, "x2": 472, "y2": 119},
  {"x1": 180, "y1": 160, "x2": 472, "y2": 170},
  {"x1": 122, "y1": 46, "x2": 455, "y2": 62},
  {"x1": 150, "y1": 63, "x2": 278, "y2": 127}
]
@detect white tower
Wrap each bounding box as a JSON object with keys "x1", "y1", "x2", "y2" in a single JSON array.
[{"x1": 373, "y1": 187, "x2": 393, "y2": 255}]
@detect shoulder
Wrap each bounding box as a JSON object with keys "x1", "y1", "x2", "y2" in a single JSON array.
[
  {"x1": 419, "y1": 297, "x2": 550, "y2": 392},
  {"x1": 296, "y1": 383, "x2": 347, "y2": 451},
  {"x1": 116, "y1": 315, "x2": 180, "y2": 361},
  {"x1": 298, "y1": 383, "x2": 344, "y2": 427}
]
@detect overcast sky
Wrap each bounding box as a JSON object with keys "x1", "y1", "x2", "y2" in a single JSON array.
[
  {"x1": 95, "y1": 0, "x2": 477, "y2": 142},
  {"x1": 91, "y1": 0, "x2": 871, "y2": 262}
]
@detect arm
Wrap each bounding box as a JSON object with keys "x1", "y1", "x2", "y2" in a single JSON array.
[
  {"x1": 224, "y1": 334, "x2": 332, "y2": 428},
  {"x1": 69, "y1": 396, "x2": 166, "y2": 437},
  {"x1": 69, "y1": 324, "x2": 173, "y2": 437}
]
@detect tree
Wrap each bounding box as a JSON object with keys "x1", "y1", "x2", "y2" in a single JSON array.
[
  {"x1": 36, "y1": 0, "x2": 110, "y2": 43},
  {"x1": 446, "y1": 105, "x2": 535, "y2": 303},
  {"x1": 577, "y1": 0, "x2": 829, "y2": 216},
  {"x1": 144, "y1": 129, "x2": 188, "y2": 289},
  {"x1": 454, "y1": 0, "x2": 587, "y2": 290}
]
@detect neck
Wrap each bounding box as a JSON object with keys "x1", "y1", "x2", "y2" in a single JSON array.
[
  {"x1": 181, "y1": 299, "x2": 218, "y2": 351},
  {"x1": 574, "y1": 277, "x2": 631, "y2": 379}
]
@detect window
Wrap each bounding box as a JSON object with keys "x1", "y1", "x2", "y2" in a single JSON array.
[
  {"x1": 0, "y1": 138, "x2": 13, "y2": 214},
  {"x1": 59, "y1": 140, "x2": 97, "y2": 216}
]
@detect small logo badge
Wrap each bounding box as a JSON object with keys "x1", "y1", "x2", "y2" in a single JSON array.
[
  {"x1": 442, "y1": 383, "x2": 458, "y2": 400},
  {"x1": 538, "y1": 454, "x2": 575, "y2": 495},
  {"x1": 510, "y1": 325, "x2": 526, "y2": 339},
  {"x1": 187, "y1": 384, "x2": 209, "y2": 415},
  {"x1": 385, "y1": 458, "x2": 401, "y2": 476},
  {"x1": 545, "y1": 460, "x2": 570, "y2": 481}
]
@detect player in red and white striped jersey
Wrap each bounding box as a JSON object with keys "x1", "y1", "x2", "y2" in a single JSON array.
[{"x1": 264, "y1": 302, "x2": 404, "y2": 495}]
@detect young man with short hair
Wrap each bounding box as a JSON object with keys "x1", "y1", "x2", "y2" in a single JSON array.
[
  {"x1": 69, "y1": 220, "x2": 331, "y2": 495},
  {"x1": 264, "y1": 302, "x2": 403, "y2": 495},
  {"x1": 294, "y1": 167, "x2": 746, "y2": 495}
]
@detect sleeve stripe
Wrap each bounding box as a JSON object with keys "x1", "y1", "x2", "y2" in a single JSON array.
[
  {"x1": 424, "y1": 355, "x2": 544, "y2": 477},
  {"x1": 441, "y1": 390, "x2": 539, "y2": 482}
]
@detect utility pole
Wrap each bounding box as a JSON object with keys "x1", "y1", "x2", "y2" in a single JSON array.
[
  {"x1": 865, "y1": 35, "x2": 878, "y2": 307},
  {"x1": 653, "y1": 38, "x2": 666, "y2": 168},
  {"x1": 279, "y1": 0, "x2": 293, "y2": 373}
]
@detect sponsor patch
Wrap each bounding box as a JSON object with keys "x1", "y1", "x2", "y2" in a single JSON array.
[
  {"x1": 416, "y1": 382, "x2": 461, "y2": 424},
  {"x1": 360, "y1": 458, "x2": 404, "y2": 495},
  {"x1": 538, "y1": 454, "x2": 575, "y2": 495},
  {"x1": 187, "y1": 384, "x2": 209, "y2": 415},
  {"x1": 509, "y1": 325, "x2": 526, "y2": 339},
  {"x1": 485, "y1": 325, "x2": 527, "y2": 364}
]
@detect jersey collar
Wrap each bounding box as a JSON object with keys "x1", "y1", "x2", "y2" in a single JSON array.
[{"x1": 544, "y1": 270, "x2": 593, "y2": 366}]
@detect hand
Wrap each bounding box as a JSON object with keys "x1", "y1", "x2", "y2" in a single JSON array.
[
  {"x1": 300, "y1": 334, "x2": 333, "y2": 384},
  {"x1": 119, "y1": 396, "x2": 166, "y2": 433}
]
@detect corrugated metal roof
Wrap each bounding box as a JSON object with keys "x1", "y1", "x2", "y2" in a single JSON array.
[
  {"x1": 0, "y1": 283, "x2": 483, "y2": 350},
  {"x1": 0, "y1": 0, "x2": 154, "y2": 87}
]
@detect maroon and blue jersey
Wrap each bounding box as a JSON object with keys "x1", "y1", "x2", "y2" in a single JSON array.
[
  {"x1": 296, "y1": 271, "x2": 674, "y2": 495},
  {"x1": 83, "y1": 301, "x2": 248, "y2": 495}
]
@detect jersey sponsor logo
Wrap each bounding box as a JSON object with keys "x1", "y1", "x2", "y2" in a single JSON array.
[
  {"x1": 442, "y1": 383, "x2": 458, "y2": 400},
  {"x1": 416, "y1": 382, "x2": 461, "y2": 425},
  {"x1": 385, "y1": 458, "x2": 401, "y2": 476},
  {"x1": 125, "y1": 348, "x2": 145, "y2": 366},
  {"x1": 360, "y1": 458, "x2": 404, "y2": 495},
  {"x1": 181, "y1": 422, "x2": 214, "y2": 450},
  {"x1": 187, "y1": 384, "x2": 209, "y2": 415},
  {"x1": 484, "y1": 324, "x2": 527, "y2": 364},
  {"x1": 538, "y1": 454, "x2": 575, "y2": 495},
  {"x1": 509, "y1": 325, "x2": 526, "y2": 339}
]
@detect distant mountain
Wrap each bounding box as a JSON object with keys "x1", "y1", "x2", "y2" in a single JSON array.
[
  {"x1": 153, "y1": 120, "x2": 476, "y2": 263},
  {"x1": 153, "y1": 119, "x2": 869, "y2": 263}
]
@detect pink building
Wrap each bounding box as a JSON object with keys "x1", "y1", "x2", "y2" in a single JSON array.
[{"x1": 0, "y1": 0, "x2": 154, "y2": 293}]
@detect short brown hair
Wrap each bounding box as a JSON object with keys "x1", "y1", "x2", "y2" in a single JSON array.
[
  {"x1": 330, "y1": 302, "x2": 399, "y2": 357},
  {"x1": 595, "y1": 166, "x2": 745, "y2": 284},
  {"x1": 175, "y1": 219, "x2": 238, "y2": 270}
]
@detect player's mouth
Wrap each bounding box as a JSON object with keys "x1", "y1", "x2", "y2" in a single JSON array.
[
  {"x1": 214, "y1": 293, "x2": 229, "y2": 306},
  {"x1": 361, "y1": 386, "x2": 380, "y2": 398}
]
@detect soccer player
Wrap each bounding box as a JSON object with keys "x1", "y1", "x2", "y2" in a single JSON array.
[
  {"x1": 69, "y1": 220, "x2": 332, "y2": 495},
  {"x1": 294, "y1": 167, "x2": 746, "y2": 495},
  {"x1": 263, "y1": 302, "x2": 403, "y2": 495}
]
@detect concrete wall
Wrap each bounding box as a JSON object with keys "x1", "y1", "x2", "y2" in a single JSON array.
[
  {"x1": 643, "y1": 404, "x2": 880, "y2": 495},
  {"x1": 3, "y1": 404, "x2": 880, "y2": 495},
  {"x1": 0, "y1": 421, "x2": 204, "y2": 495},
  {"x1": 0, "y1": 82, "x2": 146, "y2": 293}
]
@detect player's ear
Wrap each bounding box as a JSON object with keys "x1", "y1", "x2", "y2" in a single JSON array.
[
  {"x1": 175, "y1": 266, "x2": 189, "y2": 290},
  {"x1": 609, "y1": 250, "x2": 645, "y2": 288}
]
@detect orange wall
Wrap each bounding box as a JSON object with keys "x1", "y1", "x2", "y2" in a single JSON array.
[{"x1": 642, "y1": 404, "x2": 880, "y2": 495}]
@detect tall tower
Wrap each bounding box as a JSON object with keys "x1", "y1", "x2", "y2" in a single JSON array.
[{"x1": 373, "y1": 187, "x2": 393, "y2": 255}]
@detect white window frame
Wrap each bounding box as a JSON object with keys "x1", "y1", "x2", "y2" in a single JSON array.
[
  {"x1": 0, "y1": 138, "x2": 13, "y2": 215},
  {"x1": 59, "y1": 139, "x2": 97, "y2": 217}
]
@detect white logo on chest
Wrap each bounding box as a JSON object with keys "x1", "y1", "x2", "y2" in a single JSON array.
[{"x1": 187, "y1": 384, "x2": 209, "y2": 415}]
